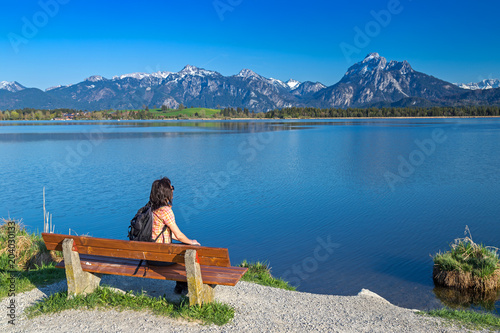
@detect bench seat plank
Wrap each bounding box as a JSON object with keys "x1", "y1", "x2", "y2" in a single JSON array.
[
  {"x1": 56, "y1": 254, "x2": 247, "y2": 286},
  {"x1": 42, "y1": 233, "x2": 231, "y2": 267}
]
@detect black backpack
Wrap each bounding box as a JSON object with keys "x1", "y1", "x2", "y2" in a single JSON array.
[{"x1": 128, "y1": 203, "x2": 166, "y2": 242}]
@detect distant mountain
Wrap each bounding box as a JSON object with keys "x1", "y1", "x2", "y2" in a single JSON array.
[
  {"x1": 0, "y1": 65, "x2": 325, "y2": 112},
  {"x1": 313, "y1": 53, "x2": 463, "y2": 108},
  {"x1": 455, "y1": 79, "x2": 500, "y2": 90},
  {"x1": 1, "y1": 54, "x2": 499, "y2": 111},
  {"x1": 447, "y1": 86, "x2": 500, "y2": 106},
  {"x1": 0, "y1": 81, "x2": 25, "y2": 92}
]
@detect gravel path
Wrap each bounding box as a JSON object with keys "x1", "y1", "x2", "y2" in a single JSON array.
[{"x1": 1, "y1": 276, "x2": 489, "y2": 333}]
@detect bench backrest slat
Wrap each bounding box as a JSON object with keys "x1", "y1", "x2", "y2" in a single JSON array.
[{"x1": 42, "y1": 233, "x2": 231, "y2": 267}]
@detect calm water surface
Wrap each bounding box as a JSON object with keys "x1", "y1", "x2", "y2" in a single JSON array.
[{"x1": 1, "y1": 119, "x2": 499, "y2": 312}]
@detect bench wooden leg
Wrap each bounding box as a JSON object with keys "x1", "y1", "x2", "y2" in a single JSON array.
[
  {"x1": 185, "y1": 249, "x2": 215, "y2": 306},
  {"x1": 62, "y1": 238, "x2": 101, "y2": 298}
]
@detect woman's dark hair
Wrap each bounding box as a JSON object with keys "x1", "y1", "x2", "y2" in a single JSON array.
[{"x1": 149, "y1": 177, "x2": 174, "y2": 210}]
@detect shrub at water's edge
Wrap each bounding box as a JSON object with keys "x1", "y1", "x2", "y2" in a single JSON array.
[
  {"x1": 239, "y1": 260, "x2": 296, "y2": 291},
  {"x1": 0, "y1": 219, "x2": 65, "y2": 299},
  {"x1": 432, "y1": 227, "x2": 500, "y2": 293}
]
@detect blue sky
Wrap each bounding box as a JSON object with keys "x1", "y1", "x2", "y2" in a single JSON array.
[{"x1": 1, "y1": 0, "x2": 499, "y2": 89}]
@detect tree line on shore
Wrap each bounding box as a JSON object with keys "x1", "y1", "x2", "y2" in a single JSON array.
[
  {"x1": 0, "y1": 105, "x2": 499, "y2": 120},
  {"x1": 263, "y1": 106, "x2": 500, "y2": 118}
]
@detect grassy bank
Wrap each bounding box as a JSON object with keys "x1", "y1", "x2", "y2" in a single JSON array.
[
  {"x1": 24, "y1": 261, "x2": 292, "y2": 326},
  {"x1": 239, "y1": 260, "x2": 296, "y2": 291},
  {"x1": 0, "y1": 219, "x2": 65, "y2": 299},
  {"x1": 25, "y1": 286, "x2": 234, "y2": 326},
  {"x1": 423, "y1": 308, "x2": 500, "y2": 331}
]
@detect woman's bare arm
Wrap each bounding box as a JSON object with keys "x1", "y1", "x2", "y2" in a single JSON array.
[{"x1": 169, "y1": 222, "x2": 200, "y2": 246}]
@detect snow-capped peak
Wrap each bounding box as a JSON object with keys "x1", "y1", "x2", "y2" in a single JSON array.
[
  {"x1": 178, "y1": 65, "x2": 217, "y2": 77},
  {"x1": 112, "y1": 71, "x2": 172, "y2": 81},
  {"x1": 286, "y1": 79, "x2": 301, "y2": 90},
  {"x1": 113, "y1": 72, "x2": 148, "y2": 80},
  {"x1": 345, "y1": 53, "x2": 389, "y2": 76},
  {"x1": 180, "y1": 64, "x2": 199, "y2": 75},
  {"x1": 268, "y1": 78, "x2": 287, "y2": 89},
  {"x1": 0, "y1": 81, "x2": 25, "y2": 92},
  {"x1": 85, "y1": 75, "x2": 105, "y2": 82},
  {"x1": 153, "y1": 71, "x2": 172, "y2": 79},
  {"x1": 45, "y1": 85, "x2": 63, "y2": 91},
  {"x1": 237, "y1": 69, "x2": 261, "y2": 79},
  {"x1": 363, "y1": 52, "x2": 381, "y2": 63}
]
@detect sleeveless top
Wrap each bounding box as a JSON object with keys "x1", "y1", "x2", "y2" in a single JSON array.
[{"x1": 152, "y1": 205, "x2": 176, "y2": 243}]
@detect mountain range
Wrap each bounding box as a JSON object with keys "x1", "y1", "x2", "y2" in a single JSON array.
[
  {"x1": 1, "y1": 53, "x2": 499, "y2": 112},
  {"x1": 455, "y1": 79, "x2": 500, "y2": 90}
]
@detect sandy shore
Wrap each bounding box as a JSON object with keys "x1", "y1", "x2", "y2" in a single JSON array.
[{"x1": 1, "y1": 276, "x2": 488, "y2": 333}]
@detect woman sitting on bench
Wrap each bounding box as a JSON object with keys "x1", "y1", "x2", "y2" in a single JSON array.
[{"x1": 149, "y1": 176, "x2": 200, "y2": 294}]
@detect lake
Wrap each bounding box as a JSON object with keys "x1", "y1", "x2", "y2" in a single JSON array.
[{"x1": 1, "y1": 119, "x2": 499, "y2": 312}]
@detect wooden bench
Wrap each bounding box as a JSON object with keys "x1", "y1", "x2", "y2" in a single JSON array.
[{"x1": 41, "y1": 233, "x2": 247, "y2": 306}]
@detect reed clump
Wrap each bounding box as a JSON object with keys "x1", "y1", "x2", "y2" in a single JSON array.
[
  {"x1": 0, "y1": 218, "x2": 61, "y2": 270},
  {"x1": 433, "y1": 226, "x2": 500, "y2": 294}
]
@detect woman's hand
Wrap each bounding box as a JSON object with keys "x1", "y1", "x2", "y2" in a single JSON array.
[{"x1": 191, "y1": 240, "x2": 200, "y2": 246}]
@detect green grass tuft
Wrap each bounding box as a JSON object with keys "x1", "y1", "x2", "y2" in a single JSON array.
[
  {"x1": 25, "y1": 286, "x2": 234, "y2": 326},
  {"x1": 423, "y1": 308, "x2": 500, "y2": 331},
  {"x1": 239, "y1": 260, "x2": 296, "y2": 291},
  {"x1": 433, "y1": 226, "x2": 499, "y2": 278}
]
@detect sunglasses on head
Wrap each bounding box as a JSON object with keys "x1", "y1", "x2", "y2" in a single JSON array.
[{"x1": 171, "y1": 185, "x2": 174, "y2": 191}]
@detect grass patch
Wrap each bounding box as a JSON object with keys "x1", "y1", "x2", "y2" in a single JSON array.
[
  {"x1": 0, "y1": 219, "x2": 64, "y2": 300},
  {"x1": 433, "y1": 226, "x2": 499, "y2": 278},
  {"x1": 0, "y1": 263, "x2": 66, "y2": 299},
  {"x1": 423, "y1": 308, "x2": 500, "y2": 331},
  {"x1": 152, "y1": 107, "x2": 220, "y2": 118},
  {"x1": 25, "y1": 286, "x2": 234, "y2": 326},
  {"x1": 114, "y1": 107, "x2": 220, "y2": 118},
  {"x1": 434, "y1": 243, "x2": 499, "y2": 279},
  {"x1": 432, "y1": 226, "x2": 500, "y2": 305},
  {"x1": 239, "y1": 260, "x2": 296, "y2": 291}
]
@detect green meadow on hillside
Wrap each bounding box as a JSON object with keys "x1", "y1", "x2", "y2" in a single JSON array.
[{"x1": 107, "y1": 107, "x2": 220, "y2": 118}]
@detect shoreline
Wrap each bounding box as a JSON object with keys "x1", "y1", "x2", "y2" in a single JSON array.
[
  {"x1": 224, "y1": 116, "x2": 500, "y2": 120},
  {"x1": 1, "y1": 115, "x2": 500, "y2": 122}
]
